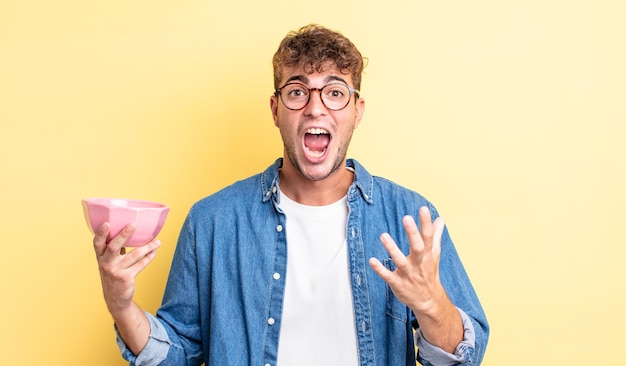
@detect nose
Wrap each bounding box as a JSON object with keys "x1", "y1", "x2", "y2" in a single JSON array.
[{"x1": 303, "y1": 88, "x2": 327, "y2": 116}]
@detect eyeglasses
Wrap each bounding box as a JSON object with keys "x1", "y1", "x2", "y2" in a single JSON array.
[{"x1": 274, "y1": 82, "x2": 360, "y2": 111}]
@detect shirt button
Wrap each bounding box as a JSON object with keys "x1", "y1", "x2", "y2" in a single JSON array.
[
  {"x1": 355, "y1": 274, "x2": 361, "y2": 286},
  {"x1": 268, "y1": 318, "x2": 275, "y2": 325},
  {"x1": 265, "y1": 364, "x2": 271, "y2": 366},
  {"x1": 276, "y1": 224, "x2": 283, "y2": 232},
  {"x1": 272, "y1": 186, "x2": 277, "y2": 193},
  {"x1": 265, "y1": 191, "x2": 271, "y2": 197},
  {"x1": 273, "y1": 273, "x2": 281, "y2": 280}
]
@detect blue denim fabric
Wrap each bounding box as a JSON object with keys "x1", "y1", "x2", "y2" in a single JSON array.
[{"x1": 117, "y1": 158, "x2": 489, "y2": 365}]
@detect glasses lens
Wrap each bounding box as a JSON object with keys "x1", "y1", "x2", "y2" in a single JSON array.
[
  {"x1": 321, "y1": 83, "x2": 351, "y2": 110},
  {"x1": 280, "y1": 83, "x2": 310, "y2": 110}
]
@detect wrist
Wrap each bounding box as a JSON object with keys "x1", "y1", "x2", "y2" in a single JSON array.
[{"x1": 108, "y1": 301, "x2": 140, "y2": 323}]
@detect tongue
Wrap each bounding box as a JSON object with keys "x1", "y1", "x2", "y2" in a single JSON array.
[{"x1": 304, "y1": 133, "x2": 330, "y2": 152}]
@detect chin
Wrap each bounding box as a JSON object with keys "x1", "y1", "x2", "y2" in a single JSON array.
[{"x1": 301, "y1": 159, "x2": 346, "y2": 182}]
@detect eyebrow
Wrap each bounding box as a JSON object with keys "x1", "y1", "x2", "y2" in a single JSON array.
[{"x1": 283, "y1": 74, "x2": 350, "y2": 87}]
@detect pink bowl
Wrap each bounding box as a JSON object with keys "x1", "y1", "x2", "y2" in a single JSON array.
[{"x1": 82, "y1": 198, "x2": 169, "y2": 247}]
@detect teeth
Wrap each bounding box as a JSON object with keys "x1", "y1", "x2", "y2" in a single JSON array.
[
  {"x1": 306, "y1": 128, "x2": 329, "y2": 135},
  {"x1": 305, "y1": 147, "x2": 325, "y2": 158}
]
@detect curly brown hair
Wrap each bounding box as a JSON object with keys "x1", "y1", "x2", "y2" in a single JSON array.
[{"x1": 272, "y1": 24, "x2": 366, "y2": 90}]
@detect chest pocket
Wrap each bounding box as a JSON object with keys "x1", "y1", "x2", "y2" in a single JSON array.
[{"x1": 382, "y1": 258, "x2": 409, "y2": 323}]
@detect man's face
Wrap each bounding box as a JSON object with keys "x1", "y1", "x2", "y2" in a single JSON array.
[{"x1": 270, "y1": 64, "x2": 365, "y2": 182}]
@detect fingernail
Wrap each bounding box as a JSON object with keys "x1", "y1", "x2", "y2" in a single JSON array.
[{"x1": 124, "y1": 224, "x2": 136, "y2": 234}]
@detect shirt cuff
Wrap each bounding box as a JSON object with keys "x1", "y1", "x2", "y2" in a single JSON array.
[
  {"x1": 415, "y1": 307, "x2": 476, "y2": 366},
  {"x1": 115, "y1": 312, "x2": 171, "y2": 366}
]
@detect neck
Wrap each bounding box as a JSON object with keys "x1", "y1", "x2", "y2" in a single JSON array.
[{"x1": 279, "y1": 160, "x2": 353, "y2": 206}]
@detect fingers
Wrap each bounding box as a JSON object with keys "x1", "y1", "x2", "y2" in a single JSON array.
[
  {"x1": 402, "y1": 215, "x2": 424, "y2": 253},
  {"x1": 379, "y1": 232, "x2": 408, "y2": 266},
  {"x1": 94, "y1": 221, "x2": 162, "y2": 272},
  {"x1": 93, "y1": 222, "x2": 136, "y2": 258},
  {"x1": 416, "y1": 206, "x2": 435, "y2": 249},
  {"x1": 431, "y1": 216, "x2": 445, "y2": 257},
  {"x1": 98, "y1": 239, "x2": 161, "y2": 292},
  {"x1": 104, "y1": 224, "x2": 137, "y2": 257},
  {"x1": 372, "y1": 206, "x2": 445, "y2": 271},
  {"x1": 368, "y1": 257, "x2": 393, "y2": 282},
  {"x1": 415, "y1": 206, "x2": 444, "y2": 251},
  {"x1": 93, "y1": 222, "x2": 110, "y2": 256},
  {"x1": 122, "y1": 243, "x2": 160, "y2": 277},
  {"x1": 121, "y1": 240, "x2": 162, "y2": 270}
]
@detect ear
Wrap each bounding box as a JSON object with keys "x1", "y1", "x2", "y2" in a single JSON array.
[
  {"x1": 270, "y1": 95, "x2": 279, "y2": 126},
  {"x1": 353, "y1": 97, "x2": 365, "y2": 129}
]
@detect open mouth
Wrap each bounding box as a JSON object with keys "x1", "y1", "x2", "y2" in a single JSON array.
[{"x1": 303, "y1": 127, "x2": 330, "y2": 159}]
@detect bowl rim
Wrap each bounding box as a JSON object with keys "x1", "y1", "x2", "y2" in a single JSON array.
[{"x1": 82, "y1": 197, "x2": 169, "y2": 210}]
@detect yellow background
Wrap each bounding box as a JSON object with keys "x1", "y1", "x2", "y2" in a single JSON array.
[{"x1": 1, "y1": 1, "x2": 624, "y2": 364}]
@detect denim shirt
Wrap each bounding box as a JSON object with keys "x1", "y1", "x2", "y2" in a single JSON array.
[{"x1": 117, "y1": 158, "x2": 489, "y2": 366}]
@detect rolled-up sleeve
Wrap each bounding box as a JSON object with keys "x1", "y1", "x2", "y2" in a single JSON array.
[
  {"x1": 115, "y1": 312, "x2": 171, "y2": 366},
  {"x1": 415, "y1": 307, "x2": 476, "y2": 366}
]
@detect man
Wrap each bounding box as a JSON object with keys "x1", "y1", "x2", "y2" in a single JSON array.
[{"x1": 93, "y1": 24, "x2": 489, "y2": 365}]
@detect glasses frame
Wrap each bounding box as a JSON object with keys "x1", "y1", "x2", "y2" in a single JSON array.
[{"x1": 274, "y1": 82, "x2": 360, "y2": 111}]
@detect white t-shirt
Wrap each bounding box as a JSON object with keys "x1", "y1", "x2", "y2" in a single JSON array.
[{"x1": 276, "y1": 192, "x2": 359, "y2": 366}]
